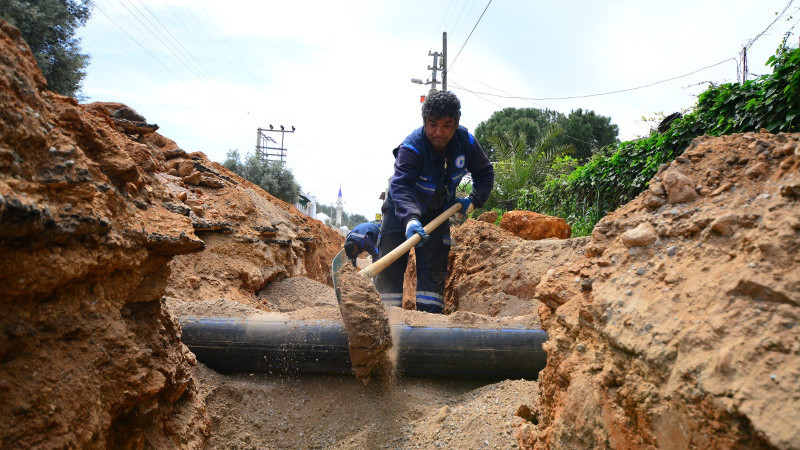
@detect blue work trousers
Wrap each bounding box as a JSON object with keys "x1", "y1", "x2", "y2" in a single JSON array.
[{"x1": 374, "y1": 204, "x2": 451, "y2": 314}]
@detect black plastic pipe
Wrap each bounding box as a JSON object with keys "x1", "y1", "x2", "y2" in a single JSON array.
[{"x1": 179, "y1": 317, "x2": 548, "y2": 380}]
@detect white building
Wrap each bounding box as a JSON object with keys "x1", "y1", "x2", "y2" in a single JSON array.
[{"x1": 295, "y1": 192, "x2": 317, "y2": 218}]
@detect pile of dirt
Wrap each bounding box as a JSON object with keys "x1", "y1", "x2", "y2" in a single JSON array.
[
  {"x1": 0, "y1": 21, "x2": 206, "y2": 448},
  {"x1": 525, "y1": 131, "x2": 800, "y2": 448},
  {"x1": 0, "y1": 20, "x2": 339, "y2": 448},
  {"x1": 446, "y1": 220, "x2": 589, "y2": 318}
]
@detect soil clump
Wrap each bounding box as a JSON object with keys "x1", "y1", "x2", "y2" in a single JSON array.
[{"x1": 335, "y1": 263, "x2": 396, "y2": 383}]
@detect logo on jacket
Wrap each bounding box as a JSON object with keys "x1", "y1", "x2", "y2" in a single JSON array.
[{"x1": 455, "y1": 155, "x2": 465, "y2": 169}]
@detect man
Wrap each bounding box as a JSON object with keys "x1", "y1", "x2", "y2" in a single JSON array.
[
  {"x1": 344, "y1": 221, "x2": 380, "y2": 267},
  {"x1": 375, "y1": 90, "x2": 494, "y2": 313}
]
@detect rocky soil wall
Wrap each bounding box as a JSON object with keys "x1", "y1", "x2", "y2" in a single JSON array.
[
  {"x1": 0, "y1": 20, "x2": 340, "y2": 448},
  {"x1": 522, "y1": 132, "x2": 800, "y2": 449}
]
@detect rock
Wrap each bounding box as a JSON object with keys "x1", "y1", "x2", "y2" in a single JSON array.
[
  {"x1": 477, "y1": 210, "x2": 498, "y2": 224},
  {"x1": 648, "y1": 181, "x2": 666, "y2": 197},
  {"x1": 662, "y1": 170, "x2": 698, "y2": 203},
  {"x1": 780, "y1": 181, "x2": 800, "y2": 199},
  {"x1": 620, "y1": 222, "x2": 658, "y2": 247},
  {"x1": 644, "y1": 195, "x2": 667, "y2": 209},
  {"x1": 710, "y1": 182, "x2": 732, "y2": 196},
  {"x1": 162, "y1": 148, "x2": 186, "y2": 159},
  {"x1": 177, "y1": 160, "x2": 194, "y2": 177},
  {"x1": 111, "y1": 106, "x2": 147, "y2": 123},
  {"x1": 435, "y1": 406, "x2": 451, "y2": 423},
  {"x1": 710, "y1": 214, "x2": 739, "y2": 236},
  {"x1": 182, "y1": 171, "x2": 202, "y2": 186},
  {"x1": 498, "y1": 210, "x2": 571, "y2": 240},
  {"x1": 745, "y1": 162, "x2": 770, "y2": 180},
  {"x1": 199, "y1": 173, "x2": 224, "y2": 188}
]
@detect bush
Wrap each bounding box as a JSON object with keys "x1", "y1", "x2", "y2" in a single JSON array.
[{"x1": 519, "y1": 43, "x2": 800, "y2": 236}]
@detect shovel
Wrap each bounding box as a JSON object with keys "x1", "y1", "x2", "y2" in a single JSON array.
[{"x1": 331, "y1": 202, "x2": 462, "y2": 302}]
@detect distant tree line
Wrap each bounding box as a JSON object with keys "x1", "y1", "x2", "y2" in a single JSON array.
[
  {"x1": 474, "y1": 107, "x2": 619, "y2": 162},
  {"x1": 0, "y1": 0, "x2": 93, "y2": 98},
  {"x1": 316, "y1": 203, "x2": 369, "y2": 230},
  {"x1": 223, "y1": 150, "x2": 301, "y2": 205}
]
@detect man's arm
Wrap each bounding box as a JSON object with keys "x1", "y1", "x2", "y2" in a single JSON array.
[
  {"x1": 363, "y1": 235, "x2": 379, "y2": 260},
  {"x1": 466, "y1": 140, "x2": 495, "y2": 208},
  {"x1": 389, "y1": 145, "x2": 424, "y2": 225}
]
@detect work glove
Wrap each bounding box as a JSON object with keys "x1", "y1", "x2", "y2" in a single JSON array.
[
  {"x1": 405, "y1": 219, "x2": 427, "y2": 248},
  {"x1": 455, "y1": 197, "x2": 474, "y2": 215}
]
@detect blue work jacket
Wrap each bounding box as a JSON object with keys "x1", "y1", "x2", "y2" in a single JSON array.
[
  {"x1": 387, "y1": 125, "x2": 494, "y2": 227},
  {"x1": 345, "y1": 222, "x2": 380, "y2": 260}
]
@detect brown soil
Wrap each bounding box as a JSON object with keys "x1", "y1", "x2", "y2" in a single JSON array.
[
  {"x1": 335, "y1": 263, "x2": 395, "y2": 382},
  {"x1": 2, "y1": 18, "x2": 799, "y2": 450}
]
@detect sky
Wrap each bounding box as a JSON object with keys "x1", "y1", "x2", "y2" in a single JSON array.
[{"x1": 77, "y1": 0, "x2": 800, "y2": 219}]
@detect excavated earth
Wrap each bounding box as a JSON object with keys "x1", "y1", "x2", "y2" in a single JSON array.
[{"x1": 2, "y1": 20, "x2": 799, "y2": 449}]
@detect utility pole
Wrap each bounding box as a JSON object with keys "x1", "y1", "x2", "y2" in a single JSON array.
[
  {"x1": 442, "y1": 32, "x2": 447, "y2": 92},
  {"x1": 411, "y1": 32, "x2": 448, "y2": 93},
  {"x1": 427, "y1": 49, "x2": 441, "y2": 92},
  {"x1": 740, "y1": 47, "x2": 748, "y2": 83},
  {"x1": 256, "y1": 124, "x2": 295, "y2": 163}
]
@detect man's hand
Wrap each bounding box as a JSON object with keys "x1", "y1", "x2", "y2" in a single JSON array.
[
  {"x1": 455, "y1": 197, "x2": 474, "y2": 215},
  {"x1": 405, "y1": 219, "x2": 427, "y2": 248}
]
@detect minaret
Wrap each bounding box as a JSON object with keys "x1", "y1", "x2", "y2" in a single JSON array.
[{"x1": 335, "y1": 185, "x2": 343, "y2": 227}]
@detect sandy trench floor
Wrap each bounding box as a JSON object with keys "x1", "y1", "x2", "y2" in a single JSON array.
[{"x1": 167, "y1": 276, "x2": 540, "y2": 449}]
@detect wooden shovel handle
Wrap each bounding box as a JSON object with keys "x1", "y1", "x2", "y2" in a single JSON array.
[{"x1": 358, "y1": 202, "x2": 462, "y2": 279}]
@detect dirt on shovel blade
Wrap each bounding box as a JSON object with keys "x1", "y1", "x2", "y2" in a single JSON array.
[{"x1": 336, "y1": 263, "x2": 396, "y2": 383}]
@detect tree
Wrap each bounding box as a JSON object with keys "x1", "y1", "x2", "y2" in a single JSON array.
[
  {"x1": 223, "y1": 150, "x2": 301, "y2": 204},
  {"x1": 0, "y1": 0, "x2": 93, "y2": 98},
  {"x1": 553, "y1": 109, "x2": 619, "y2": 161},
  {"x1": 474, "y1": 107, "x2": 562, "y2": 160},
  {"x1": 474, "y1": 107, "x2": 618, "y2": 162},
  {"x1": 315, "y1": 204, "x2": 369, "y2": 230},
  {"x1": 222, "y1": 149, "x2": 241, "y2": 173},
  {"x1": 481, "y1": 127, "x2": 572, "y2": 212}
]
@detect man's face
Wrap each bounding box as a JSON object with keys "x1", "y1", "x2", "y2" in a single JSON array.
[{"x1": 424, "y1": 116, "x2": 458, "y2": 152}]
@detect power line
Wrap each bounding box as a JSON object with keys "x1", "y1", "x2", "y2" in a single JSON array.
[
  {"x1": 448, "y1": 79, "x2": 503, "y2": 108},
  {"x1": 450, "y1": 70, "x2": 549, "y2": 109},
  {"x1": 155, "y1": 0, "x2": 245, "y2": 87},
  {"x1": 740, "y1": 0, "x2": 797, "y2": 81},
  {"x1": 454, "y1": 58, "x2": 736, "y2": 101},
  {"x1": 180, "y1": 3, "x2": 253, "y2": 88},
  {"x1": 194, "y1": 1, "x2": 270, "y2": 90},
  {"x1": 93, "y1": 3, "x2": 183, "y2": 82},
  {"x1": 450, "y1": 0, "x2": 493, "y2": 70},
  {"x1": 449, "y1": 0, "x2": 478, "y2": 44},
  {"x1": 745, "y1": 0, "x2": 795, "y2": 49},
  {"x1": 133, "y1": 0, "x2": 220, "y2": 85},
  {"x1": 449, "y1": 79, "x2": 600, "y2": 149},
  {"x1": 117, "y1": 0, "x2": 213, "y2": 87},
  {"x1": 436, "y1": 0, "x2": 458, "y2": 42}
]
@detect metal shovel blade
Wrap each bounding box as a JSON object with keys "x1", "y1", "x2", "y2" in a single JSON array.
[{"x1": 331, "y1": 249, "x2": 345, "y2": 303}]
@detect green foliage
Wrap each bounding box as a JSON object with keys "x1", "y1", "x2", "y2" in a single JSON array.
[
  {"x1": 480, "y1": 127, "x2": 573, "y2": 212},
  {"x1": 474, "y1": 108, "x2": 561, "y2": 160},
  {"x1": 0, "y1": 0, "x2": 93, "y2": 98},
  {"x1": 223, "y1": 149, "x2": 301, "y2": 204},
  {"x1": 555, "y1": 109, "x2": 620, "y2": 161},
  {"x1": 518, "y1": 43, "x2": 800, "y2": 236},
  {"x1": 474, "y1": 107, "x2": 618, "y2": 162}
]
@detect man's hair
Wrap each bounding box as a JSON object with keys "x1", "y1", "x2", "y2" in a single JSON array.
[
  {"x1": 344, "y1": 240, "x2": 358, "y2": 260},
  {"x1": 422, "y1": 90, "x2": 461, "y2": 121}
]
